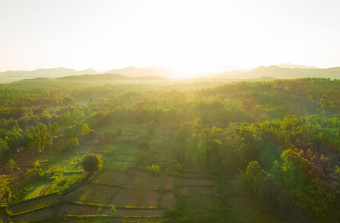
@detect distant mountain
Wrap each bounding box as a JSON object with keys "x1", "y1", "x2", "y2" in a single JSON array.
[
  {"x1": 248, "y1": 65, "x2": 340, "y2": 79},
  {"x1": 2, "y1": 65, "x2": 340, "y2": 84},
  {"x1": 77, "y1": 68, "x2": 99, "y2": 75},
  {"x1": 217, "y1": 65, "x2": 340, "y2": 79},
  {"x1": 0, "y1": 67, "x2": 99, "y2": 82},
  {"x1": 59, "y1": 73, "x2": 131, "y2": 80},
  {"x1": 0, "y1": 66, "x2": 174, "y2": 83},
  {"x1": 278, "y1": 63, "x2": 318, "y2": 69},
  {"x1": 104, "y1": 66, "x2": 174, "y2": 78},
  {"x1": 59, "y1": 73, "x2": 169, "y2": 82}
]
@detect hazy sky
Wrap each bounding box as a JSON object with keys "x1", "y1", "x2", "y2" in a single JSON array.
[{"x1": 0, "y1": 0, "x2": 339, "y2": 74}]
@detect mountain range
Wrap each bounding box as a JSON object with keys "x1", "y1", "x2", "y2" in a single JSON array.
[
  {"x1": 0, "y1": 68, "x2": 99, "y2": 82},
  {"x1": 1, "y1": 64, "x2": 340, "y2": 83},
  {"x1": 104, "y1": 66, "x2": 174, "y2": 77},
  {"x1": 216, "y1": 65, "x2": 340, "y2": 79}
]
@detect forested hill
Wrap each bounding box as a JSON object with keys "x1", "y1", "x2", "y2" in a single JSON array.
[
  {"x1": 218, "y1": 66, "x2": 340, "y2": 79},
  {"x1": 250, "y1": 66, "x2": 340, "y2": 79},
  {"x1": 3, "y1": 73, "x2": 169, "y2": 89},
  {"x1": 0, "y1": 66, "x2": 173, "y2": 83},
  {"x1": 0, "y1": 78, "x2": 340, "y2": 223},
  {"x1": 0, "y1": 67, "x2": 99, "y2": 83}
]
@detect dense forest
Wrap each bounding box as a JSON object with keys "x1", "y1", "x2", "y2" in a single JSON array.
[{"x1": 0, "y1": 76, "x2": 339, "y2": 222}]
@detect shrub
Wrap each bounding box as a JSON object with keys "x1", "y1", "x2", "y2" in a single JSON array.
[
  {"x1": 82, "y1": 153, "x2": 102, "y2": 174},
  {"x1": 24, "y1": 167, "x2": 44, "y2": 180},
  {"x1": 146, "y1": 164, "x2": 160, "y2": 176},
  {"x1": 109, "y1": 204, "x2": 116, "y2": 213}
]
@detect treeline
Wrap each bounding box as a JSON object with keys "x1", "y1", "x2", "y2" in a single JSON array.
[
  {"x1": 174, "y1": 115, "x2": 340, "y2": 222},
  {"x1": 1, "y1": 78, "x2": 338, "y2": 164},
  {"x1": 0, "y1": 87, "x2": 91, "y2": 161}
]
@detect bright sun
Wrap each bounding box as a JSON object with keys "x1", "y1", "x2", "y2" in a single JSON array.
[{"x1": 165, "y1": 64, "x2": 208, "y2": 79}]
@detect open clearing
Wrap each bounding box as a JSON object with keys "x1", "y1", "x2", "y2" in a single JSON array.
[
  {"x1": 178, "y1": 178, "x2": 216, "y2": 187},
  {"x1": 160, "y1": 192, "x2": 177, "y2": 208},
  {"x1": 178, "y1": 186, "x2": 218, "y2": 196},
  {"x1": 162, "y1": 175, "x2": 176, "y2": 191},
  {"x1": 7, "y1": 123, "x2": 223, "y2": 222},
  {"x1": 63, "y1": 184, "x2": 118, "y2": 203},
  {"x1": 8, "y1": 157, "x2": 222, "y2": 222},
  {"x1": 57, "y1": 203, "x2": 98, "y2": 216},
  {"x1": 122, "y1": 172, "x2": 162, "y2": 189},
  {"x1": 90, "y1": 171, "x2": 128, "y2": 186},
  {"x1": 11, "y1": 207, "x2": 55, "y2": 222},
  {"x1": 10, "y1": 194, "x2": 60, "y2": 214},
  {"x1": 109, "y1": 188, "x2": 159, "y2": 207},
  {"x1": 7, "y1": 137, "x2": 223, "y2": 223},
  {"x1": 102, "y1": 208, "x2": 165, "y2": 217}
]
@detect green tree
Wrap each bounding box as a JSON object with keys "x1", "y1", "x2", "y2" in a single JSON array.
[
  {"x1": 0, "y1": 175, "x2": 11, "y2": 205},
  {"x1": 82, "y1": 153, "x2": 102, "y2": 174},
  {"x1": 6, "y1": 159, "x2": 19, "y2": 174},
  {"x1": 243, "y1": 160, "x2": 265, "y2": 193},
  {"x1": 51, "y1": 122, "x2": 59, "y2": 136},
  {"x1": 0, "y1": 138, "x2": 9, "y2": 166},
  {"x1": 80, "y1": 123, "x2": 91, "y2": 136},
  {"x1": 66, "y1": 137, "x2": 79, "y2": 150}
]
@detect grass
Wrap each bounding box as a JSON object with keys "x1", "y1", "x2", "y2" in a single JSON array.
[
  {"x1": 108, "y1": 188, "x2": 159, "y2": 207},
  {"x1": 91, "y1": 171, "x2": 129, "y2": 186},
  {"x1": 9, "y1": 194, "x2": 60, "y2": 214},
  {"x1": 102, "y1": 144, "x2": 144, "y2": 171},
  {"x1": 24, "y1": 180, "x2": 50, "y2": 200},
  {"x1": 63, "y1": 184, "x2": 119, "y2": 204},
  {"x1": 42, "y1": 172, "x2": 85, "y2": 195},
  {"x1": 11, "y1": 207, "x2": 55, "y2": 222},
  {"x1": 110, "y1": 208, "x2": 165, "y2": 217},
  {"x1": 11, "y1": 146, "x2": 86, "y2": 204},
  {"x1": 167, "y1": 195, "x2": 229, "y2": 223},
  {"x1": 57, "y1": 203, "x2": 98, "y2": 216},
  {"x1": 177, "y1": 186, "x2": 217, "y2": 196},
  {"x1": 122, "y1": 172, "x2": 162, "y2": 190},
  {"x1": 178, "y1": 178, "x2": 216, "y2": 186},
  {"x1": 160, "y1": 192, "x2": 177, "y2": 209}
]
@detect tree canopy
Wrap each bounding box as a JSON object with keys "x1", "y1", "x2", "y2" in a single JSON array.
[{"x1": 82, "y1": 153, "x2": 102, "y2": 174}]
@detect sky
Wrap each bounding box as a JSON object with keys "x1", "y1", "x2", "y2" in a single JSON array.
[{"x1": 0, "y1": 0, "x2": 339, "y2": 75}]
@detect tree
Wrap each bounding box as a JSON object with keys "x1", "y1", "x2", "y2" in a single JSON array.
[
  {"x1": 51, "y1": 122, "x2": 59, "y2": 136},
  {"x1": 6, "y1": 159, "x2": 19, "y2": 174},
  {"x1": 243, "y1": 160, "x2": 265, "y2": 193},
  {"x1": 0, "y1": 175, "x2": 11, "y2": 205},
  {"x1": 67, "y1": 137, "x2": 79, "y2": 149},
  {"x1": 82, "y1": 153, "x2": 102, "y2": 174},
  {"x1": 80, "y1": 123, "x2": 91, "y2": 136},
  {"x1": 0, "y1": 138, "x2": 9, "y2": 166}
]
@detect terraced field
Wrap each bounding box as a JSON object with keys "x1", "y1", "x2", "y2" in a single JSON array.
[
  {"x1": 4, "y1": 122, "x2": 225, "y2": 223},
  {"x1": 7, "y1": 165, "x2": 222, "y2": 222},
  {"x1": 4, "y1": 119, "x2": 282, "y2": 223}
]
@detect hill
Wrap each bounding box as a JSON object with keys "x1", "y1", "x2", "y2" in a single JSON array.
[
  {"x1": 2, "y1": 65, "x2": 340, "y2": 84},
  {"x1": 5, "y1": 73, "x2": 171, "y2": 90},
  {"x1": 278, "y1": 63, "x2": 318, "y2": 69},
  {"x1": 0, "y1": 67, "x2": 99, "y2": 83},
  {"x1": 104, "y1": 66, "x2": 174, "y2": 78},
  {"x1": 217, "y1": 65, "x2": 340, "y2": 79}
]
